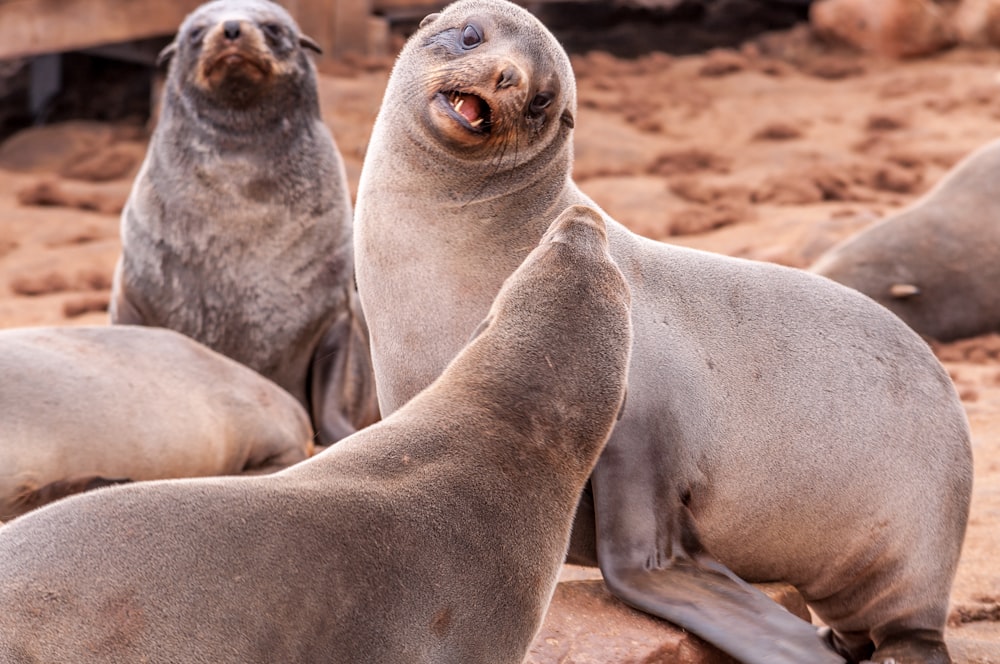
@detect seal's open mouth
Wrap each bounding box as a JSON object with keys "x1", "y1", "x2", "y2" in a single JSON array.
[{"x1": 440, "y1": 91, "x2": 492, "y2": 134}]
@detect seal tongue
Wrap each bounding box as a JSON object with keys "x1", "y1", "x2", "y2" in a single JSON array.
[{"x1": 453, "y1": 93, "x2": 484, "y2": 125}]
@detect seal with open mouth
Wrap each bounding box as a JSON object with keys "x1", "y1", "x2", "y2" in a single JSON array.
[
  {"x1": 354, "y1": 2, "x2": 973, "y2": 662},
  {"x1": 110, "y1": 0, "x2": 379, "y2": 445}
]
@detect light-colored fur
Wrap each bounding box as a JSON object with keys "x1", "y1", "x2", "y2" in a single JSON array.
[
  {"x1": 0, "y1": 325, "x2": 313, "y2": 521},
  {"x1": 0, "y1": 207, "x2": 632, "y2": 664},
  {"x1": 812, "y1": 137, "x2": 1000, "y2": 341},
  {"x1": 354, "y1": 1, "x2": 973, "y2": 662}
]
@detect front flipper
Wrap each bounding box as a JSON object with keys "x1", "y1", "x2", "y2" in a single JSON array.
[{"x1": 591, "y1": 449, "x2": 844, "y2": 664}]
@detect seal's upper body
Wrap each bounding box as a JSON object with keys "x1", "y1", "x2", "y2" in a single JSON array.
[
  {"x1": 0, "y1": 207, "x2": 632, "y2": 664},
  {"x1": 354, "y1": 2, "x2": 972, "y2": 662},
  {"x1": 110, "y1": 0, "x2": 377, "y2": 444},
  {"x1": 0, "y1": 325, "x2": 313, "y2": 521},
  {"x1": 812, "y1": 136, "x2": 1000, "y2": 342}
]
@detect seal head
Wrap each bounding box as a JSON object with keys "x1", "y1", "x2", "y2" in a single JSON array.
[
  {"x1": 382, "y1": 0, "x2": 576, "y2": 185},
  {"x1": 159, "y1": 0, "x2": 322, "y2": 122}
]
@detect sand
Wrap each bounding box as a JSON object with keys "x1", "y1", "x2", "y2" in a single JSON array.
[{"x1": 0, "y1": 22, "x2": 997, "y2": 661}]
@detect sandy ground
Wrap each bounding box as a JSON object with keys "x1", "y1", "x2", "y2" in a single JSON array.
[{"x1": 0, "y1": 21, "x2": 998, "y2": 661}]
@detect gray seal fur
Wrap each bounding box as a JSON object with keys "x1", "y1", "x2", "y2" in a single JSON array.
[
  {"x1": 110, "y1": 0, "x2": 378, "y2": 444},
  {"x1": 811, "y1": 137, "x2": 1000, "y2": 341},
  {"x1": 353, "y1": 1, "x2": 974, "y2": 662},
  {"x1": 0, "y1": 325, "x2": 313, "y2": 522},
  {"x1": 0, "y1": 205, "x2": 632, "y2": 664}
]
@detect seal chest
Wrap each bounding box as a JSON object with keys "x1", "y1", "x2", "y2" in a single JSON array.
[
  {"x1": 111, "y1": 0, "x2": 378, "y2": 444},
  {"x1": 354, "y1": 2, "x2": 973, "y2": 662}
]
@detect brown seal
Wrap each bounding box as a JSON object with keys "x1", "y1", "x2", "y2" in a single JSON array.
[
  {"x1": 0, "y1": 205, "x2": 632, "y2": 664},
  {"x1": 0, "y1": 325, "x2": 314, "y2": 522},
  {"x1": 353, "y1": 2, "x2": 973, "y2": 662},
  {"x1": 110, "y1": 0, "x2": 378, "y2": 444},
  {"x1": 811, "y1": 136, "x2": 1000, "y2": 342}
]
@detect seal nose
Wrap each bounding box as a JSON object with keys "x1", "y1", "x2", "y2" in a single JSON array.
[
  {"x1": 496, "y1": 64, "x2": 523, "y2": 90},
  {"x1": 223, "y1": 20, "x2": 242, "y2": 40}
]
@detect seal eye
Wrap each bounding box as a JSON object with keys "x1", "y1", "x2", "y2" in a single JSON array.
[
  {"x1": 530, "y1": 92, "x2": 553, "y2": 114},
  {"x1": 262, "y1": 23, "x2": 284, "y2": 40},
  {"x1": 188, "y1": 25, "x2": 206, "y2": 44},
  {"x1": 461, "y1": 24, "x2": 483, "y2": 49}
]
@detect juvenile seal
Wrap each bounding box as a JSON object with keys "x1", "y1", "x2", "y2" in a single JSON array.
[
  {"x1": 353, "y1": 2, "x2": 973, "y2": 662},
  {"x1": 0, "y1": 206, "x2": 633, "y2": 664},
  {"x1": 811, "y1": 137, "x2": 1000, "y2": 342},
  {"x1": 0, "y1": 325, "x2": 313, "y2": 522},
  {"x1": 110, "y1": 0, "x2": 378, "y2": 445}
]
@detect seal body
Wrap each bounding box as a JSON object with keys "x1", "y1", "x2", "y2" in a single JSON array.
[
  {"x1": 353, "y1": 2, "x2": 973, "y2": 662},
  {"x1": 811, "y1": 137, "x2": 1000, "y2": 341},
  {"x1": 0, "y1": 325, "x2": 313, "y2": 521},
  {"x1": 0, "y1": 206, "x2": 632, "y2": 664},
  {"x1": 110, "y1": 0, "x2": 378, "y2": 444}
]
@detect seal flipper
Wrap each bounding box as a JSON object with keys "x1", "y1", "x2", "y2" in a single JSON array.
[
  {"x1": 590, "y1": 453, "x2": 844, "y2": 664},
  {"x1": 310, "y1": 287, "x2": 381, "y2": 446}
]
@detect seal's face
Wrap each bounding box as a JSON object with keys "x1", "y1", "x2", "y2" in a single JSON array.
[
  {"x1": 411, "y1": 0, "x2": 576, "y2": 154},
  {"x1": 160, "y1": 0, "x2": 321, "y2": 108}
]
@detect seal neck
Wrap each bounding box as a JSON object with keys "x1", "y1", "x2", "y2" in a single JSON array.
[{"x1": 168, "y1": 72, "x2": 321, "y2": 141}]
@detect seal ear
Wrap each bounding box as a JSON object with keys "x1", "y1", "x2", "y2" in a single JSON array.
[
  {"x1": 889, "y1": 283, "x2": 920, "y2": 299},
  {"x1": 157, "y1": 41, "x2": 178, "y2": 68},
  {"x1": 561, "y1": 110, "x2": 575, "y2": 129},
  {"x1": 419, "y1": 12, "x2": 441, "y2": 29},
  {"x1": 299, "y1": 34, "x2": 323, "y2": 55}
]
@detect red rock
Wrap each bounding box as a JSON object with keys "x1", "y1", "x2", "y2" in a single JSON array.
[
  {"x1": 527, "y1": 578, "x2": 811, "y2": 664},
  {"x1": 810, "y1": 0, "x2": 955, "y2": 58},
  {"x1": 953, "y1": 0, "x2": 1000, "y2": 47}
]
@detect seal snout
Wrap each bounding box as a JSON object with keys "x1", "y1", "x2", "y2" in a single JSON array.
[{"x1": 223, "y1": 20, "x2": 241, "y2": 40}]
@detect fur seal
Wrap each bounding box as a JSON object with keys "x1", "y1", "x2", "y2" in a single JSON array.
[
  {"x1": 811, "y1": 137, "x2": 1000, "y2": 342},
  {"x1": 110, "y1": 0, "x2": 378, "y2": 445},
  {"x1": 0, "y1": 325, "x2": 313, "y2": 522},
  {"x1": 0, "y1": 206, "x2": 632, "y2": 664},
  {"x1": 353, "y1": 2, "x2": 974, "y2": 662}
]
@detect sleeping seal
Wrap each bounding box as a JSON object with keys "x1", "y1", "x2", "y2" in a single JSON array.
[
  {"x1": 0, "y1": 325, "x2": 313, "y2": 521},
  {"x1": 0, "y1": 205, "x2": 632, "y2": 664},
  {"x1": 110, "y1": 0, "x2": 378, "y2": 444},
  {"x1": 353, "y1": 1, "x2": 974, "y2": 662},
  {"x1": 812, "y1": 137, "x2": 1000, "y2": 342}
]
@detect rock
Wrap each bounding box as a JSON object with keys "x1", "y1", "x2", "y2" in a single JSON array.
[
  {"x1": 953, "y1": 0, "x2": 1000, "y2": 47},
  {"x1": 527, "y1": 579, "x2": 811, "y2": 664},
  {"x1": 810, "y1": 0, "x2": 955, "y2": 58}
]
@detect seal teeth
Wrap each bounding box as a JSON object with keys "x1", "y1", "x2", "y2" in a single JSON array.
[
  {"x1": 453, "y1": 97, "x2": 465, "y2": 113},
  {"x1": 469, "y1": 117, "x2": 484, "y2": 127}
]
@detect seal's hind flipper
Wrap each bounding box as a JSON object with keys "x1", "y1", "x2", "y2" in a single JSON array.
[
  {"x1": 605, "y1": 555, "x2": 844, "y2": 664},
  {"x1": 590, "y1": 448, "x2": 844, "y2": 664}
]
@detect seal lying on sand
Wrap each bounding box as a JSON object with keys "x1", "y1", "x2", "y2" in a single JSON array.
[
  {"x1": 0, "y1": 325, "x2": 313, "y2": 522},
  {"x1": 353, "y1": 1, "x2": 973, "y2": 662},
  {"x1": 110, "y1": 0, "x2": 378, "y2": 444},
  {"x1": 0, "y1": 206, "x2": 632, "y2": 664},
  {"x1": 812, "y1": 137, "x2": 1000, "y2": 342}
]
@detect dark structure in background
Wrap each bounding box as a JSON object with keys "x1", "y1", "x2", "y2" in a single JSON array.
[{"x1": 0, "y1": 0, "x2": 812, "y2": 140}]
